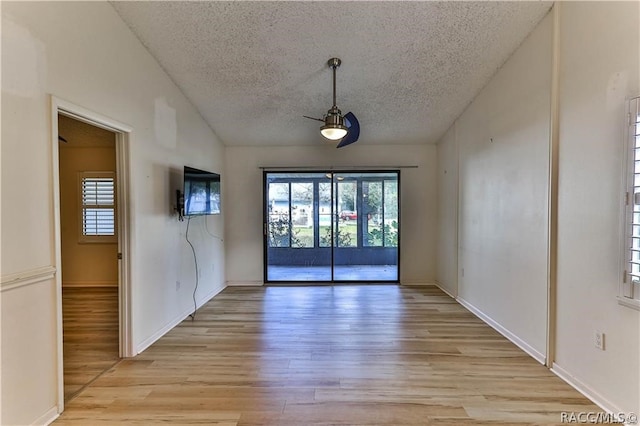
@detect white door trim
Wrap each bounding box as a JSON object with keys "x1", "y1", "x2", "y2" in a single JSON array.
[{"x1": 50, "y1": 96, "x2": 134, "y2": 413}]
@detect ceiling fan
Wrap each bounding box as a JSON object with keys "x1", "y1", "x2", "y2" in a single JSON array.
[{"x1": 304, "y1": 58, "x2": 360, "y2": 148}]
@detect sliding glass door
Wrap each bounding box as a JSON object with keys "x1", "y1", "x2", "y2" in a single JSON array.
[{"x1": 264, "y1": 171, "x2": 399, "y2": 283}]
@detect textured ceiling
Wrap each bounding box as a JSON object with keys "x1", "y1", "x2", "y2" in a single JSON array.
[{"x1": 111, "y1": 1, "x2": 552, "y2": 147}]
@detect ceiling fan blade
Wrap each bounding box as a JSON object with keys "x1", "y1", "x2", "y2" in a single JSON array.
[
  {"x1": 336, "y1": 112, "x2": 360, "y2": 148},
  {"x1": 303, "y1": 115, "x2": 324, "y2": 122}
]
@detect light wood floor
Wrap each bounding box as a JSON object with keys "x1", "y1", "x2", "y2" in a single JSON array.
[
  {"x1": 55, "y1": 285, "x2": 598, "y2": 425},
  {"x1": 63, "y1": 287, "x2": 120, "y2": 402}
]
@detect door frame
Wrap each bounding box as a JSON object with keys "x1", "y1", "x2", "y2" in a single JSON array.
[{"x1": 50, "y1": 96, "x2": 133, "y2": 412}]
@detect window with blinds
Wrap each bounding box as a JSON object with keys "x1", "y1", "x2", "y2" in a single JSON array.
[
  {"x1": 623, "y1": 96, "x2": 640, "y2": 308},
  {"x1": 80, "y1": 172, "x2": 116, "y2": 242}
]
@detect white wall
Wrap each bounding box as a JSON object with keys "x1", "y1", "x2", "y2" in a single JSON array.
[
  {"x1": 437, "y1": 1, "x2": 640, "y2": 416},
  {"x1": 225, "y1": 144, "x2": 436, "y2": 285},
  {"x1": 435, "y1": 125, "x2": 458, "y2": 297},
  {"x1": 447, "y1": 11, "x2": 553, "y2": 361},
  {"x1": 554, "y1": 1, "x2": 639, "y2": 414},
  {"x1": 1, "y1": 3, "x2": 225, "y2": 425}
]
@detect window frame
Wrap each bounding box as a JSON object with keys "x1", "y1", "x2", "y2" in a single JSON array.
[
  {"x1": 620, "y1": 96, "x2": 640, "y2": 310},
  {"x1": 78, "y1": 171, "x2": 117, "y2": 244}
]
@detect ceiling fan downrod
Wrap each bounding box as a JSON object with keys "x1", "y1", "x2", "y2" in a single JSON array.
[
  {"x1": 328, "y1": 57, "x2": 341, "y2": 109},
  {"x1": 320, "y1": 58, "x2": 348, "y2": 140}
]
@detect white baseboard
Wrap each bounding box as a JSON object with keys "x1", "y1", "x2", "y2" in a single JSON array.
[
  {"x1": 433, "y1": 280, "x2": 457, "y2": 299},
  {"x1": 196, "y1": 285, "x2": 226, "y2": 309},
  {"x1": 135, "y1": 285, "x2": 226, "y2": 354},
  {"x1": 136, "y1": 309, "x2": 192, "y2": 355},
  {"x1": 226, "y1": 280, "x2": 264, "y2": 286},
  {"x1": 36, "y1": 405, "x2": 59, "y2": 425},
  {"x1": 400, "y1": 280, "x2": 437, "y2": 286},
  {"x1": 457, "y1": 296, "x2": 546, "y2": 364},
  {"x1": 551, "y1": 363, "x2": 624, "y2": 416}
]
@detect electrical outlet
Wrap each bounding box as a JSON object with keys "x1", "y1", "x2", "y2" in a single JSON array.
[
  {"x1": 594, "y1": 330, "x2": 605, "y2": 350},
  {"x1": 176, "y1": 280, "x2": 181, "y2": 291}
]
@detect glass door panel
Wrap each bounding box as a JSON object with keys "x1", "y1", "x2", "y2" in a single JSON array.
[
  {"x1": 265, "y1": 172, "x2": 332, "y2": 281},
  {"x1": 267, "y1": 182, "x2": 290, "y2": 247},
  {"x1": 363, "y1": 181, "x2": 383, "y2": 247},
  {"x1": 332, "y1": 172, "x2": 399, "y2": 281},
  {"x1": 318, "y1": 181, "x2": 333, "y2": 248},
  {"x1": 336, "y1": 179, "x2": 357, "y2": 248},
  {"x1": 291, "y1": 182, "x2": 314, "y2": 248},
  {"x1": 383, "y1": 179, "x2": 399, "y2": 247}
]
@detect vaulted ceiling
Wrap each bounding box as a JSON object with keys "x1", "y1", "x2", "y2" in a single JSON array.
[{"x1": 111, "y1": 1, "x2": 552, "y2": 147}]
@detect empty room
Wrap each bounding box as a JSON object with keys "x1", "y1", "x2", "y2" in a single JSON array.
[{"x1": 1, "y1": 1, "x2": 639, "y2": 425}]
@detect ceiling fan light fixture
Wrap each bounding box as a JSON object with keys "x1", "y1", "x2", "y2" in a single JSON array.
[
  {"x1": 320, "y1": 106, "x2": 348, "y2": 140},
  {"x1": 320, "y1": 125, "x2": 348, "y2": 140}
]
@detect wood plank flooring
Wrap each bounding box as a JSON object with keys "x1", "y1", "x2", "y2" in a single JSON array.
[
  {"x1": 62, "y1": 287, "x2": 120, "y2": 402},
  {"x1": 55, "y1": 285, "x2": 599, "y2": 425}
]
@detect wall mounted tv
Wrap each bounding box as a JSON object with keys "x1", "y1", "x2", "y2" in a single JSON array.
[{"x1": 183, "y1": 166, "x2": 221, "y2": 216}]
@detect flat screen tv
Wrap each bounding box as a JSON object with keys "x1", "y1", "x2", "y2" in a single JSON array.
[{"x1": 183, "y1": 166, "x2": 221, "y2": 216}]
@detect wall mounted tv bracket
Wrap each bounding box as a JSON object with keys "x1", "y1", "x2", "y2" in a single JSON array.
[{"x1": 176, "y1": 189, "x2": 185, "y2": 221}]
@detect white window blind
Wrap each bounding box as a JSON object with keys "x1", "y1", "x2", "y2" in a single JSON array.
[
  {"x1": 623, "y1": 96, "x2": 640, "y2": 308},
  {"x1": 80, "y1": 172, "x2": 115, "y2": 239}
]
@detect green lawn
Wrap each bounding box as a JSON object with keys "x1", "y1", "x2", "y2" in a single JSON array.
[{"x1": 293, "y1": 223, "x2": 384, "y2": 248}]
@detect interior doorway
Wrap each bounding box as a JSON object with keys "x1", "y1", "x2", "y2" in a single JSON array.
[
  {"x1": 52, "y1": 98, "x2": 133, "y2": 412},
  {"x1": 264, "y1": 170, "x2": 400, "y2": 283},
  {"x1": 57, "y1": 114, "x2": 120, "y2": 401}
]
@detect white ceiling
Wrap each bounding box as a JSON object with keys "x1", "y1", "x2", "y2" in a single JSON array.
[{"x1": 111, "y1": 1, "x2": 552, "y2": 147}]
